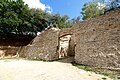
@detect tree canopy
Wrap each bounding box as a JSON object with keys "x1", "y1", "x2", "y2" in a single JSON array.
[
  {"x1": 0, "y1": 0, "x2": 74, "y2": 36},
  {"x1": 81, "y1": 0, "x2": 120, "y2": 20},
  {"x1": 81, "y1": 2, "x2": 105, "y2": 20}
]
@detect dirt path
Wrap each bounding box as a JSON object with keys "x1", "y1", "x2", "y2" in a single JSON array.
[{"x1": 0, "y1": 59, "x2": 112, "y2": 80}]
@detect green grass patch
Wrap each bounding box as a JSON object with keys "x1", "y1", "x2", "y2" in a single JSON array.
[{"x1": 72, "y1": 62, "x2": 120, "y2": 79}]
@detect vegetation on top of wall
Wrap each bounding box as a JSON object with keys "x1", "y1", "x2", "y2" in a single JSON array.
[{"x1": 81, "y1": 0, "x2": 120, "y2": 20}]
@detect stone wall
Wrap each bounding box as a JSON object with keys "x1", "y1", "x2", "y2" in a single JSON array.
[
  {"x1": 0, "y1": 34, "x2": 34, "y2": 58},
  {"x1": 74, "y1": 8, "x2": 120, "y2": 68},
  {"x1": 19, "y1": 27, "x2": 60, "y2": 61},
  {"x1": 19, "y1": 27, "x2": 76, "y2": 61},
  {"x1": 0, "y1": 46, "x2": 19, "y2": 58}
]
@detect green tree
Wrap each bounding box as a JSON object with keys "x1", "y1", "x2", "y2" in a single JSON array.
[
  {"x1": 30, "y1": 8, "x2": 52, "y2": 32},
  {"x1": 0, "y1": 0, "x2": 52, "y2": 35},
  {"x1": 0, "y1": 0, "x2": 73, "y2": 37},
  {"x1": 81, "y1": 1, "x2": 105, "y2": 20},
  {"x1": 50, "y1": 13, "x2": 72, "y2": 29},
  {"x1": 0, "y1": 0, "x2": 36, "y2": 34}
]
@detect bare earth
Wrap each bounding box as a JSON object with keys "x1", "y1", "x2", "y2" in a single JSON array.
[{"x1": 0, "y1": 59, "x2": 112, "y2": 80}]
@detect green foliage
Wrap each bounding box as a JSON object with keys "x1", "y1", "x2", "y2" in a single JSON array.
[
  {"x1": 0, "y1": 0, "x2": 36, "y2": 34},
  {"x1": 81, "y1": 1, "x2": 105, "y2": 20},
  {"x1": 0, "y1": 0, "x2": 74, "y2": 36},
  {"x1": 29, "y1": 8, "x2": 52, "y2": 32},
  {"x1": 50, "y1": 13, "x2": 73, "y2": 29},
  {"x1": 81, "y1": 0, "x2": 120, "y2": 20}
]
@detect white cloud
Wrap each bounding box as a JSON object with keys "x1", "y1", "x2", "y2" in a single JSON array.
[
  {"x1": 23, "y1": 0, "x2": 52, "y2": 13},
  {"x1": 45, "y1": 5, "x2": 53, "y2": 13},
  {"x1": 97, "y1": 3, "x2": 106, "y2": 10}
]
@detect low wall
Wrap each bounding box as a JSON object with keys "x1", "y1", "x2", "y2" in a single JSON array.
[{"x1": 0, "y1": 46, "x2": 19, "y2": 58}]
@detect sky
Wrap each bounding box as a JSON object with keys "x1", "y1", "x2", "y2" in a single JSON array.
[{"x1": 23, "y1": 0, "x2": 91, "y2": 19}]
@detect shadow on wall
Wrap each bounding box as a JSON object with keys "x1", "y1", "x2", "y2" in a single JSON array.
[{"x1": 0, "y1": 34, "x2": 35, "y2": 59}]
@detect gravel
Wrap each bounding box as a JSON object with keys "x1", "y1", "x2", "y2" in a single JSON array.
[{"x1": 0, "y1": 59, "x2": 112, "y2": 80}]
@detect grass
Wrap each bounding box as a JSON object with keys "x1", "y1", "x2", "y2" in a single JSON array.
[{"x1": 72, "y1": 62, "x2": 120, "y2": 79}]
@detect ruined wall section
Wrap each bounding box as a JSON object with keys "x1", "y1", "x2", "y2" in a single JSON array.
[
  {"x1": 0, "y1": 46, "x2": 19, "y2": 58},
  {"x1": 19, "y1": 27, "x2": 60, "y2": 61},
  {"x1": 74, "y1": 8, "x2": 120, "y2": 68},
  {"x1": 19, "y1": 27, "x2": 76, "y2": 61}
]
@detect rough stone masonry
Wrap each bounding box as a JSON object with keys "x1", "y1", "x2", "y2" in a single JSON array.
[{"x1": 19, "y1": 8, "x2": 120, "y2": 68}]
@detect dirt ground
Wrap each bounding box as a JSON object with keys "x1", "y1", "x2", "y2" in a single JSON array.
[{"x1": 0, "y1": 59, "x2": 112, "y2": 80}]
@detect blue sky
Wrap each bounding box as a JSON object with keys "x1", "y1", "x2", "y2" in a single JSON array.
[
  {"x1": 23, "y1": 0, "x2": 91, "y2": 19},
  {"x1": 41, "y1": 0, "x2": 91, "y2": 19},
  {"x1": 23, "y1": 0, "x2": 120, "y2": 19}
]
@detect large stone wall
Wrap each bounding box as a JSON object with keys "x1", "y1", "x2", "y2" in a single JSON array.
[
  {"x1": 74, "y1": 8, "x2": 120, "y2": 68},
  {"x1": 19, "y1": 27, "x2": 76, "y2": 61},
  {"x1": 19, "y1": 27, "x2": 60, "y2": 61}
]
